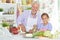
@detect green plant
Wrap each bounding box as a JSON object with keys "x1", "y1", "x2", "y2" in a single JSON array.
[
  {"x1": 0, "y1": 8, "x2": 3, "y2": 12},
  {"x1": 2, "y1": 22, "x2": 10, "y2": 27},
  {"x1": 26, "y1": 7, "x2": 32, "y2": 10}
]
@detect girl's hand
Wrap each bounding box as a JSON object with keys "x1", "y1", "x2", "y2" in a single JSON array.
[
  {"x1": 40, "y1": 28, "x2": 47, "y2": 32},
  {"x1": 29, "y1": 30, "x2": 33, "y2": 33}
]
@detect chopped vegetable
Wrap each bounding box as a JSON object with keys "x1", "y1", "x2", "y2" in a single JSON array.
[
  {"x1": 33, "y1": 31, "x2": 44, "y2": 37},
  {"x1": 44, "y1": 30, "x2": 52, "y2": 38}
]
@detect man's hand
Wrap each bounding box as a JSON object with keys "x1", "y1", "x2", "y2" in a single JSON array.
[
  {"x1": 29, "y1": 30, "x2": 33, "y2": 33},
  {"x1": 18, "y1": 24, "x2": 26, "y2": 32},
  {"x1": 29, "y1": 25, "x2": 37, "y2": 33}
]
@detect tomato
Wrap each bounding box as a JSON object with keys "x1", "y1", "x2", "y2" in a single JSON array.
[{"x1": 10, "y1": 27, "x2": 19, "y2": 35}]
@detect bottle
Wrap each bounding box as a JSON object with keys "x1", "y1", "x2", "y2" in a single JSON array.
[
  {"x1": 33, "y1": 25, "x2": 37, "y2": 33},
  {"x1": 22, "y1": 0, "x2": 26, "y2": 5}
]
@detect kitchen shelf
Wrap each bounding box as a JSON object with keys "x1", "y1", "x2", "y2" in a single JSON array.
[{"x1": 0, "y1": 1, "x2": 17, "y2": 26}]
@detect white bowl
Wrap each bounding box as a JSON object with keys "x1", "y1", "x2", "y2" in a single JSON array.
[{"x1": 24, "y1": 34, "x2": 33, "y2": 38}]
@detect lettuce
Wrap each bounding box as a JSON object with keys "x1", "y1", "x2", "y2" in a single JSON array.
[{"x1": 33, "y1": 31, "x2": 44, "y2": 37}]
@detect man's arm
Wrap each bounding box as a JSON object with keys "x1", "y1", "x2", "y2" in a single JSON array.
[
  {"x1": 17, "y1": 14, "x2": 26, "y2": 32},
  {"x1": 17, "y1": 15, "x2": 22, "y2": 25}
]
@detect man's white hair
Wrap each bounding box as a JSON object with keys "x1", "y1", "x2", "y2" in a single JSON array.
[
  {"x1": 31, "y1": 1, "x2": 40, "y2": 11},
  {"x1": 32, "y1": 1, "x2": 40, "y2": 6}
]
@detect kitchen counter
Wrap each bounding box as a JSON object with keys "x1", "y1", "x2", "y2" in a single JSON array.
[
  {"x1": 0, "y1": 27, "x2": 60, "y2": 40},
  {"x1": 0, "y1": 34, "x2": 60, "y2": 40}
]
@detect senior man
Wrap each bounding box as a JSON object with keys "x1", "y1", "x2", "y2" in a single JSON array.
[{"x1": 17, "y1": 1, "x2": 41, "y2": 33}]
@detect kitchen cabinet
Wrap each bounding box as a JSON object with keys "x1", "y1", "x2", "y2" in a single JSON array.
[{"x1": 2, "y1": 0, "x2": 15, "y2": 3}]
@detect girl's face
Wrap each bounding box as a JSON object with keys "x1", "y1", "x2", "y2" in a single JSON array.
[{"x1": 42, "y1": 15, "x2": 49, "y2": 24}]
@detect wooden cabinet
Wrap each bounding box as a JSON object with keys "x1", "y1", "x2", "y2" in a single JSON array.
[{"x1": 2, "y1": 0, "x2": 14, "y2": 3}]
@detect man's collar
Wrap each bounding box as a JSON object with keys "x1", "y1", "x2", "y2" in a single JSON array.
[{"x1": 30, "y1": 13, "x2": 37, "y2": 18}]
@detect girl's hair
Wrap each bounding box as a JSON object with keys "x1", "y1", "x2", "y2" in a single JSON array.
[{"x1": 41, "y1": 13, "x2": 49, "y2": 18}]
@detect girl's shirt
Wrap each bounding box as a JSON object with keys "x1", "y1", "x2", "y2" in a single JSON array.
[{"x1": 38, "y1": 23, "x2": 52, "y2": 31}]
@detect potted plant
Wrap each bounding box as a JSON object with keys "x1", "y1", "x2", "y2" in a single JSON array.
[
  {"x1": 2, "y1": 22, "x2": 10, "y2": 29},
  {"x1": 26, "y1": 7, "x2": 32, "y2": 10},
  {"x1": 0, "y1": 8, "x2": 4, "y2": 15}
]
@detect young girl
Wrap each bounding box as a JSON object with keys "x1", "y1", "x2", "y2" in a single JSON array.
[{"x1": 38, "y1": 13, "x2": 52, "y2": 32}]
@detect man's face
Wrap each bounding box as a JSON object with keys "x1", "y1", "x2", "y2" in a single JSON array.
[
  {"x1": 42, "y1": 15, "x2": 49, "y2": 24},
  {"x1": 32, "y1": 3, "x2": 39, "y2": 15}
]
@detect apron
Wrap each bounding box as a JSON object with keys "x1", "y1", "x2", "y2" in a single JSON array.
[{"x1": 26, "y1": 15, "x2": 38, "y2": 32}]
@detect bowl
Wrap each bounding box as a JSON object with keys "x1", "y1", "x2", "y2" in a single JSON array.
[{"x1": 23, "y1": 33, "x2": 33, "y2": 38}]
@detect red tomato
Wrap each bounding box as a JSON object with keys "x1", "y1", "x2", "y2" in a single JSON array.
[{"x1": 11, "y1": 27, "x2": 19, "y2": 35}]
